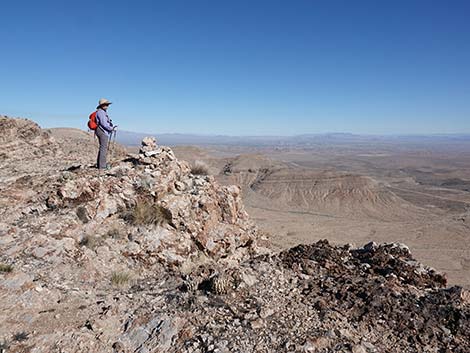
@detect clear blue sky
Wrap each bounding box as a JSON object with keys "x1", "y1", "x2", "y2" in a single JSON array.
[{"x1": 1, "y1": 0, "x2": 469, "y2": 135}]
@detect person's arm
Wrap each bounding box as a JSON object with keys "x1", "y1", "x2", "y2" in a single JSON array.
[{"x1": 96, "y1": 110, "x2": 114, "y2": 133}]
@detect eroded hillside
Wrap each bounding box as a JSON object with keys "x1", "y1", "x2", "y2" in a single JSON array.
[{"x1": 189, "y1": 148, "x2": 470, "y2": 287}]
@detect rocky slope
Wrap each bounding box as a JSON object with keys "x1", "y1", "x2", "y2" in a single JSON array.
[{"x1": 0, "y1": 116, "x2": 469, "y2": 353}]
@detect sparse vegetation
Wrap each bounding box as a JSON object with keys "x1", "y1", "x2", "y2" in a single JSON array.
[
  {"x1": 124, "y1": 198, "x2": 172, "y2": 226},
  {"x1": 79, "y1": 235, "x2": 103, "y2": 250},
  {"x1": 80, "y1": 228, "x2": 125, "y2": 248},
  {"x1": 0, "y1": 339, "x2": 10, "y2": 352},
  {"x1": 0, "y1": 263, "x2": 13, "y2": 273},
  {"x1": 111, "y1": 271, "x2": 132, "y2": 286},
  {"x1": 138, "y1": 175, "x2": 154, "y2": 192},
  {"x1": 76, "y1": 206, "x2": 89, "y2": 223},
  {"x1": 191, "y1": 160, "x2": 210, "y2": 175},
  {"x1": 106, "y1": 227, "x2": 125, "y2": 240},
  {"x1": 12, "y1": 332, "x2": 29, "y2": 342}
]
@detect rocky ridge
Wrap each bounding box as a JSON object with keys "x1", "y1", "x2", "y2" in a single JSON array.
[{"x1": 0, "y1": 116, "x2": 469, "y2": 352}]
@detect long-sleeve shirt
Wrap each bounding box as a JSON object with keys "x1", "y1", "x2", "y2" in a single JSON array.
[{"x1": 96, "y1": 109, "x2": 114, "y2": 133}]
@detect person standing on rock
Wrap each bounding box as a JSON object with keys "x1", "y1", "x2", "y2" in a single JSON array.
[{"x1": 95, "y1": 98, "x2": 117, "y2": 169}]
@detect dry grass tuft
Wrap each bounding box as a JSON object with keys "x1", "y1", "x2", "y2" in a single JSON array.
[
  {"x1": 124, "y1": 199, "x2": 172, "y2": 226},
  {"x1": 0, "y1": 263, "x2": 13, "y2": 273},
  {"x1": 79, "y1": 235, "x2": 103, "y2": 250},
  {"x1": 106, "y1": 227, "x2": 125, "y2": 240},
  {"x1": 191, "y1": 160, "x2": 210, "y2": 175},
  {"x1": 111, "y1": 271, "x2": 132, "y2": 287},
  {"x1": 79, "y1": 227, "x2": 125, "y2": 248}
]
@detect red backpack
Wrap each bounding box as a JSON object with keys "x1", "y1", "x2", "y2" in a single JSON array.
[{"x1": 88, "y1": 111, "x2": 98, "y2": 130}]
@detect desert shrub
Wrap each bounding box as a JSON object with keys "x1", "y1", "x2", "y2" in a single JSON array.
[
  {"x1": 76, "y1": 206, "x2": 89, "y2": 223},
  {"x1": 124, "y1": 199, "x2": 172, "y2": 226},
  {"x1": 106, "y1": 227, "x2": 125, "y2": 239},
  {"x1": 12, "y1": 332, "x2": 29, "y2": 342},
  {"x1": 191, "y1": 160, "x2": 210, "y2": 175},
  {"x1": 79, "y1": 235, "x2": 103, "y2": 250},
  {"x1": 0, "y1": 339, "x2": 10, "y2": 351},
  {"x1": 111, "y1": 271, "x2": 131, "y2": 287},
  {"x1": 0, "y1": 263, "x2": 13, "y2": 273},
  {"x1": 135, "y1": 175, "x2": 155, "y2": 195}
]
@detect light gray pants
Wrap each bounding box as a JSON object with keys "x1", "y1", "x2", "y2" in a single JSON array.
[{"x1": 95, "y1": 127, "x2": 109, "y2": 169}]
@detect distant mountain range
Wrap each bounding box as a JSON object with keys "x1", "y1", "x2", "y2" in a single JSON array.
[{"x1": 116, "y1": 129, "x2": 470, "y2": 147}]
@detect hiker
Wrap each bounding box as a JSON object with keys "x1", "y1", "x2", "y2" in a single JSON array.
[{"x1": 95, "y1": 98, "x2": 117, "y2": 169}]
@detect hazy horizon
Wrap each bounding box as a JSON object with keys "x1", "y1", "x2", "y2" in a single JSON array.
[
  {"x1": 41, "y1": 124, "x2": 470, "y2": 138},
  {"x1": 1, "y1": 1, "x2": 469, "y2": 135}
]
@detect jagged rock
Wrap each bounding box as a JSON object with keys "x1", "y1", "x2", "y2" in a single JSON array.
[
  {"x1": 0, "y1": 115, "x2": 47, "y2": 144},
  {"x1": 141, "y1": 136, "x2": 157, "y2": 148}
]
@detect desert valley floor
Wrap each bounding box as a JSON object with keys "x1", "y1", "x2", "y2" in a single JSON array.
[{"x1": 169, "y1": 139, "x2": 470, "y2": 288}]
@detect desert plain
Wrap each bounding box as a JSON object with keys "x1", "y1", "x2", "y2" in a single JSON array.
[{"x1": 168, "y1": 134, "x2": 470, "y2": 288}]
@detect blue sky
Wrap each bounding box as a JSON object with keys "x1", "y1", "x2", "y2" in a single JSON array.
[{"x1": 1, "y1": 0, "x2": 469, "y2": 135}]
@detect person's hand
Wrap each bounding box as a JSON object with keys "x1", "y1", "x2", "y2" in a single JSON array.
[{"x1": 112, "y1": 125, "x2": 118, "y2": 131}]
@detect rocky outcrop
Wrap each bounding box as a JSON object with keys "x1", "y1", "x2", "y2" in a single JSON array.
[
  {"x1": 0, "y1": 115, "x2": 56, "y2": 164},
  {"x1": 41, "y1": 136, "x2": 258, "y2": 265},
  {"x1": 0, "y1": 115, "x2": 49, "y2": 144},
  {"x1": 0, "y1": 116, "x2": 469, "y2": 352}
]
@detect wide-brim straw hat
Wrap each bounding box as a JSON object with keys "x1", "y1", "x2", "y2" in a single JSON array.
[{"x1": 97, "y1": 98, "x2": 112, "y2": 109}]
